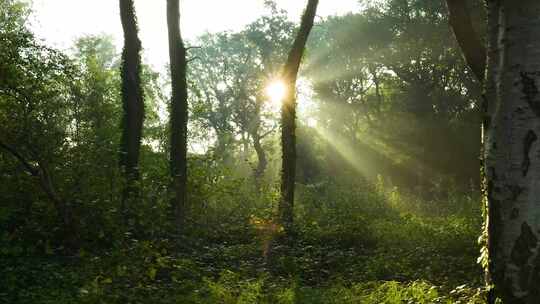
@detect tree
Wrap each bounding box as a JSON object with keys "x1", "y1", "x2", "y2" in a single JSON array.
[
  {"x1": 188, "y1": 10, "x2": 295, "y2": 182},
  {"x1": 72, "y1": 35, "x2": 121, "y2": 192},
  {"x1": 119, "y1": 0, "x2": 145, "y2": 222},
  {"x1": 0, "y1": 0, "x2": 81, "y2": 251},
  {"x1": 188, "y1": 32, "x2": 246, "y2": 163},
  {"x1": 167, "y1": 0, "x2": 188, "y2": 230},
  {"x1": 305, "y1": 1, "x2": 482, "y2": 191},
  {"x1": 448, "y1": 1, "x2": 540, "y2": 302},
  {"x1": 278, "y1": 0, "x2": 319, "y2": 233},
  {"x1": 244, "y1": 8, "x2": 295, "y2": 186}
]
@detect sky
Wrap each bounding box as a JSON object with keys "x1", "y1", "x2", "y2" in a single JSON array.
[{"x1": 31, "y1": 0, "x2": 360, "y2": 69}]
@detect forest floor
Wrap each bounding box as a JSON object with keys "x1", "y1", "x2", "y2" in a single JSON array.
[{"x1": 2, "y1": 181, "x2": 486, "y2": 303}]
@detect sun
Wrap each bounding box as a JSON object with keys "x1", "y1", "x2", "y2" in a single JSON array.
[{"x1": 265, "y1": 80, "x2": 287, "y2": 106}]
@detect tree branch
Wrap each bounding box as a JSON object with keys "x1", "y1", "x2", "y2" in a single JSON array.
[
  {"x1": 0, "y1": 140, "x2": 63, "y2": 208},
  {"x1": 0, "y1": 140, "x2": 39, "y2": 176},
  {"x1": 186, "y1": 46, "x2": 202, "y2": 51},
  {"x1": 445, "y1": 0, "x2": 486, "y2": 82},
  {"x1": 0, "y1": 141, "x2": 78, "y2": 250},
  {"x1": 186, "y1": 56, "x2": 201, "y2": 64},
  {"x1": 260, "y1": 126, "x2": 278, "y2": 139}
]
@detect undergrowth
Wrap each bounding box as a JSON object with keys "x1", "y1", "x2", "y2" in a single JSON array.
[{"x1": 1, "y1": 177, "x2": 484, "y2": 303}]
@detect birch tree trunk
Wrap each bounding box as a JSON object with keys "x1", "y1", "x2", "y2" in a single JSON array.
[
  {"x1": 447, "y1": 1, "x2": 540, "y2": 301},
  {"x1": 484, "y1": 1, "x2": 540, "y2": 302}
]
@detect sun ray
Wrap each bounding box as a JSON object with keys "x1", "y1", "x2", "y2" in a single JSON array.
[{"x1": 308, "y1": 99, "x2": 447, "y2": 187}]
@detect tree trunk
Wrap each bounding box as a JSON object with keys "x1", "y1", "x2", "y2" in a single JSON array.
[
  {"x1": 119, "y1": 0, "x2": 144, "y2": 222},
  {"x1": 278, "y1": 0, "x2": 318, "y2": 234},
  {"x1": 214, "y1": 129, "x2": 232, "y2": 164},
  {"x1": 252, "y1": 131, "x2": 267, "y2": 188},
  {"x1": 484, "y1": 1, "x2": 540, "y2": 302},
  {"x1": 371, "y1": 67, "x2": 383, "y2": 113},
  {"x1": 248, "y1": 99, "x2": 267, "y2": 189},
  {"x1": 167, "y1": 0, "x2": 188, "y2": 231}
]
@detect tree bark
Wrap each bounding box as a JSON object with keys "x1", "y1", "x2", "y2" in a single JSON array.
[
  {"x1": 167, "y1": 0, "x2": 188, "y2": 231},
  {"x1": 252, "y1": 131, "x2": 267, "y2": 186},
  {"x1": 449, "y1": 1, "x2": 540, "y2": 301},
  {"x1": 119, "y1": 0, "x2": 144, "y2": 221},
  {"x1": 482, "y1": 1, "x2": 500, "y2": 301},
  {"x1": 445, "y1": 0, "x2": 486, "y2": 81},
  {"x1": 247, "y1": 98, "x2": 268, "y2": 189},
  {"x1": 483, "y1": 1, "x2": 540, "y2": 302},
  {"x1": 278, "y1": 0, "x2": 319, "y2": 234}
]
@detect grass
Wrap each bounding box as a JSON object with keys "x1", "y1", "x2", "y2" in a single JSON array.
[{"x1": 1, "y1": 177, "x2": 486, "y2": 303}]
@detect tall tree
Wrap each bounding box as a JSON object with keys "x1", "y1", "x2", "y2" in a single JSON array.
[
  {"x1": 449, "y1": 1, "x2": 540, "y2": 302},
  {"x1": 278, "y1": 0, "x2": 319, "y2": 233},
  {"x1": 119, "y1": 0, "x2": 144, "y2": 221},
  {"x1": 167, "y1": 0, "x2": 188, "y2": 229}
]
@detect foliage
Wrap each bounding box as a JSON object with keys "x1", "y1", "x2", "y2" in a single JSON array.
[
  {"x1": 1, "y1": 0, "x2": 487, "y2": 303},
  {"x1": 307, "y1": 1, "x2": 482, "y2": 190},
  {"x1": 2, "y1": 170, "x2": 484, "y2": 303}
]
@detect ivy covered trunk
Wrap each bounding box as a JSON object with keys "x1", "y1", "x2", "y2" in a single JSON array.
[
  {"x1": 167, "y1": 0, "x2": 188, "y2": 230},
  {"x1": 485, "y1": 1, "x2": 540, "y2": 302},
  {"x1": 278, "y1": 0, "x2": 319, "y2": 233},
  {"x1": 119, "y1": 0, "x2": 144, "y2": 221}
]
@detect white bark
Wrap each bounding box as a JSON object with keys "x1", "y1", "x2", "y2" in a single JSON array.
[{"x1": 486, "y1": 1, "x2": 540, "y2": 302}]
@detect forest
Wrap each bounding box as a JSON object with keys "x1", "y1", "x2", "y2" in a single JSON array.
[{"x1": 1, "y1": 0, "x2": 539, "y2": 303}]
